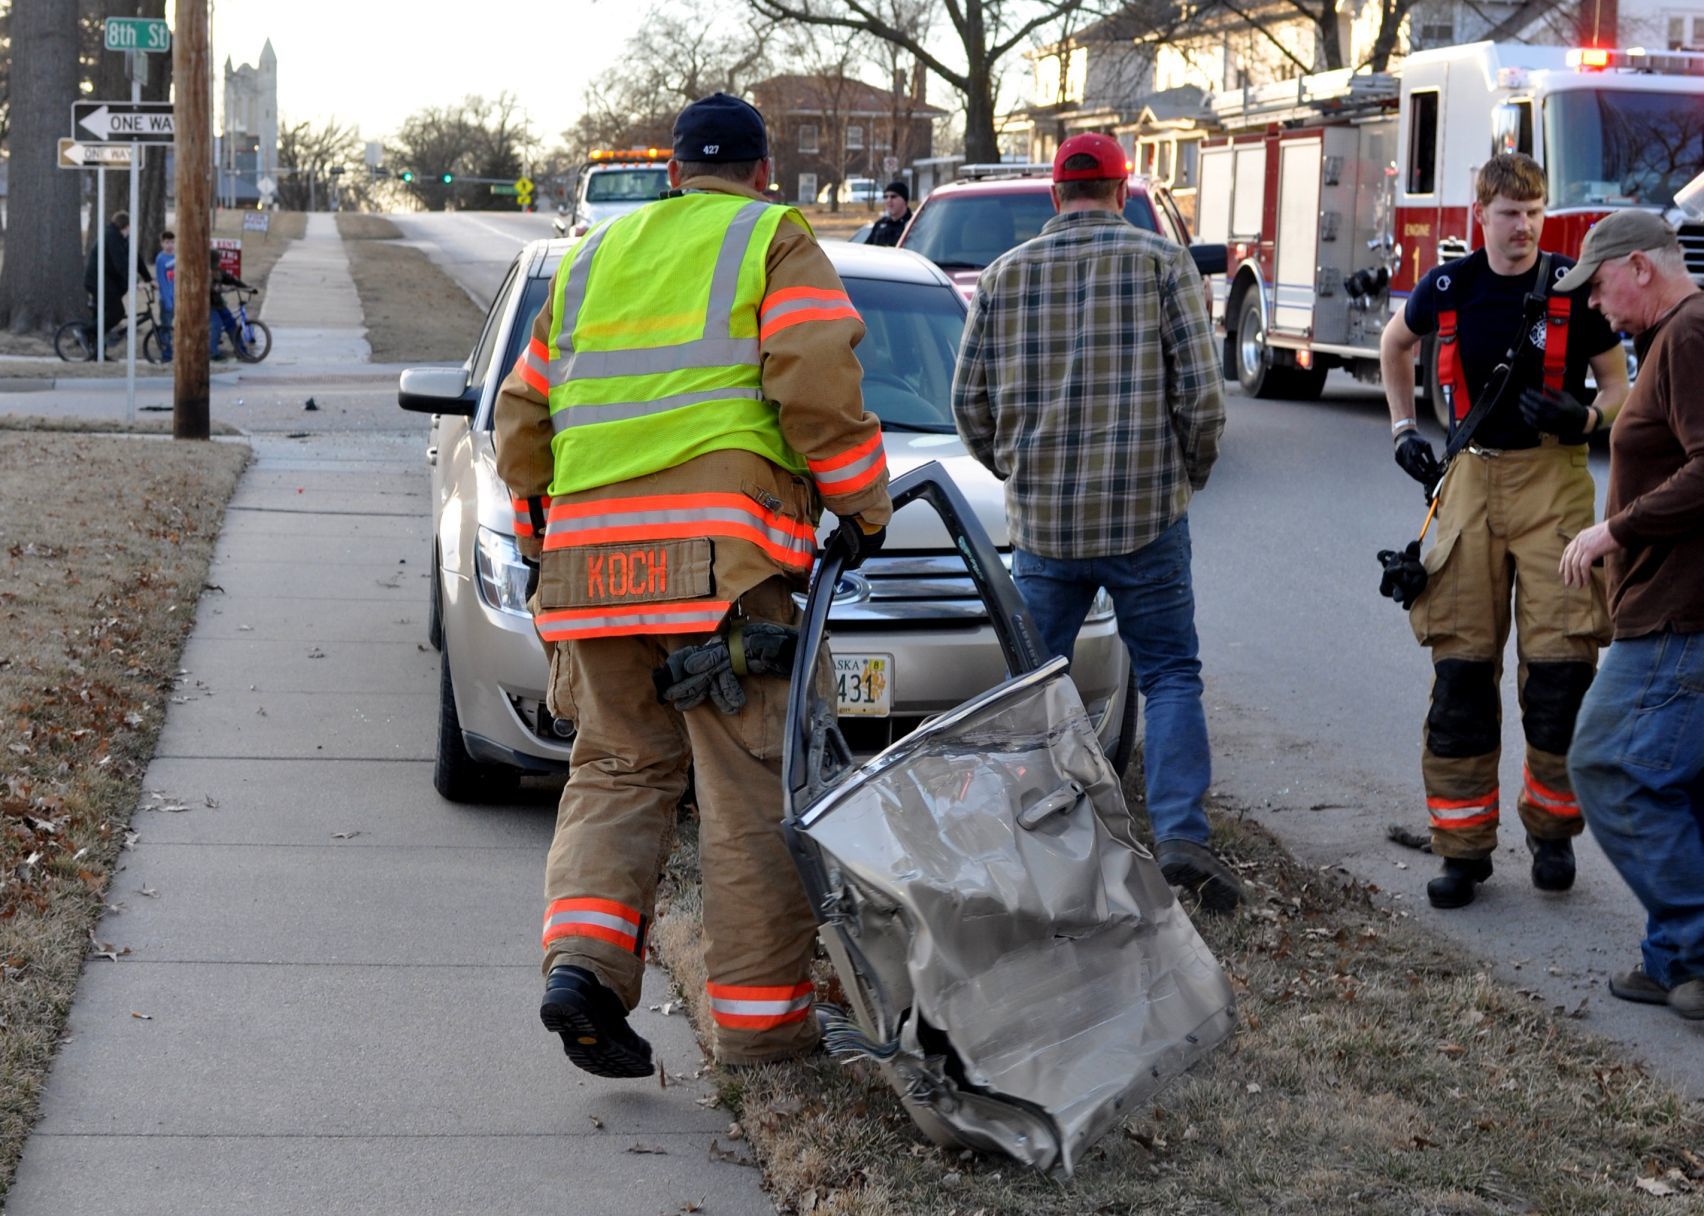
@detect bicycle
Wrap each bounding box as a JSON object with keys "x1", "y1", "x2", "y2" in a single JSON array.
[
  {"x1": 210, "y1": 287, "x2": 271, "y2": 363},
  {"x1": 54, "y1": 283, "x2": 164, "y2": 363}
]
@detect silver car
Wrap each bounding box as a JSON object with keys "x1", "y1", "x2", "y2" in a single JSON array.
[{"x1": 399, "y1": 237, "x2": 1133, "y2": 801}]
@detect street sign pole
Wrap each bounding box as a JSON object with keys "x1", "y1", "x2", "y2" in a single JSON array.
[
  {"x1": 125, "y1": 52, "x2": 143, "y2": 422},
  {"x1": 96, "y1": 169, "x2": 107, "y2": 365}
]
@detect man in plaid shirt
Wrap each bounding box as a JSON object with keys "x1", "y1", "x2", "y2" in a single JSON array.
[{"x1": 951, "y1": 132, "x2": 1238, "y2": 911}]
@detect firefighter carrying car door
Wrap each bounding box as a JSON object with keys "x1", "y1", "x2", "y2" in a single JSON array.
[
  {"x1": 1377, "y1": 154, "x2": 1628, "y2": 910},
  {"x1": 493, "y1": 93, "x2": 891, "y2": 1076}
]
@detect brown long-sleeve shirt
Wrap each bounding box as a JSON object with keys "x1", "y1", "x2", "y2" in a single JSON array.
[{"x1": 1603, "y1": 290, "x2": 1704, "y2": 638}]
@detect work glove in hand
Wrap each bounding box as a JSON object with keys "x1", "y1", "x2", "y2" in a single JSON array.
[
  {"x1": 1376, "y1": 540, "x2": 1428, "y2": 611},
  {"x1": 653, "y1": 638, "x2": 745, "y2": 714},
  {"x1": 732, "y1": 620, "x2": 798, "y2": 678},
  {"x1": 1518, "y1": 387, "x2": 1593, "y2": 444},
  {"x1": 1393, "y1": 432, "x2": 1443, "y2": 500},
  {"x1": 834, "y1": 515, "x2": 887, "y2": 571}
]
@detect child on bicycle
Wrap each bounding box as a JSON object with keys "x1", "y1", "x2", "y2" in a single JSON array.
[{"x1": 209, "y1": 249, "x2": 252, "y2": 362}]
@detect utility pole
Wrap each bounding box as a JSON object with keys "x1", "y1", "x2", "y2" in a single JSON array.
[{"x1": 173, "y1": 0, "x2": 211, "y2": 440}]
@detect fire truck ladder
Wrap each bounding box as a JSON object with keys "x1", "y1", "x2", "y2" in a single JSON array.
[{"x1": 1211, "y1": 68, "x2": 1398, "y2": 129}]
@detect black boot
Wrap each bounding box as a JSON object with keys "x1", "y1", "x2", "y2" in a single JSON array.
[
  {"x1": 540, "y1": 965, "x2": 654, "y2": 1079},
  {"x1": 1426, "y1": 856, "x2": 1493, "y2": 909},
  {"x1": 1527, "y1": 834, "x2": 1576, "y2": 891}
]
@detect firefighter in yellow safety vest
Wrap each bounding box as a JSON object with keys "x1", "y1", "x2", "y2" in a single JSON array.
[{"x1": 494, "y1": 92, "x2": 891, "y2": 1076}]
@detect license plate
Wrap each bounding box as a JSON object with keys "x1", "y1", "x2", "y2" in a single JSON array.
[{"x1": 834, "y1": 653, "x2": 891, "y2": 717}]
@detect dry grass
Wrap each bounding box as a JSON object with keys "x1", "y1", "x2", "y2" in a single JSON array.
[
  {"x1": 0, "y1": 433, "x2": 250, "y2": 1203},
  {"x1": 211, "y1": 208, "x2": 307, "y2": 292},
  {"x1": 648, "y1": 773, "x2": 1704, "y2": 1215},
  {"x1": 335, "y1": 213, "x2": 484, "y2": 363}
]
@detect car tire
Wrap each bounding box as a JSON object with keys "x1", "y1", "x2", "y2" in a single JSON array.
[
  {"x1": 434, "y1": 642, "x2": 518, "y2": 803},
  {"x1": 1110, "y1": 666, "x2": 1139, "y2": 778},
  {"x1": 427, "y1": 544, "x2": 444, "y2": 652}
]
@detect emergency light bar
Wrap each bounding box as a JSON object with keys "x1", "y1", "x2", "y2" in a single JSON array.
[
  {"x1": 1565, "y1": 46, "x2": 1704, "y2": 74},
  {"x1": 587, "y1": 148, "x2": 668, "y2": 162}
]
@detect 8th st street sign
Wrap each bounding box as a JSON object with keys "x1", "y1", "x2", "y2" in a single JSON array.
[{"x1": 73, "y1": 101, "x2": 174, "y2": 144}]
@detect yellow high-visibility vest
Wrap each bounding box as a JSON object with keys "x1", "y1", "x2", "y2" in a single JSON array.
[{"x1": 538, "y1": 192, "x2": 810, "y2": 496}]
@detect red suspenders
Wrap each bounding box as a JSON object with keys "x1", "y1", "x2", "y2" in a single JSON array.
[{"x1": 1434, "y1": 270, "x2": 1572, "y2": 425}]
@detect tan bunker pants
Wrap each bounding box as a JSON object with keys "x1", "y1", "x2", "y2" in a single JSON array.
[
  {"x1": 538, "y1": 579, "x2": 820, "y2": 1065},
  {"x1": 1408, "y1": 441, "x2": 1612, "y2": 859}
]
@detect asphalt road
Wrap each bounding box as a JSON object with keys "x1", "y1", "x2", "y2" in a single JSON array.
[{"x1": 391, "y1": 211, "x2": 1703, "y2": 1098}]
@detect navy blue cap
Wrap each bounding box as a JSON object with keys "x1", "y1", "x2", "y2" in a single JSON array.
[{"x1": 672, "y1": 93, "x2": 768, "y2": 163}]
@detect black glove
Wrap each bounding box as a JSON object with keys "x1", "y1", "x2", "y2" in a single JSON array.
[
  {"x1": 731, "y1": 620, "x2": 797, "y2": 678},
  {"x1": 1376, "y1": 540, "x2": 1428, "y2": 611},
  {"x1": 834, "y1": 515, "x2": 886, "y2": 571},
  {"x1": 1393, "y1": 432, "x2": 1442, "y2": 500},
  {"x1": 653, "y1": 637, "x2": 745, "y2": 714},
  {"x1": 1518, "y1": 388, "x2": 1594, "y2": 444},
  {"x1": 522, "y1": 557, "x2": 539, "y2": 603}
]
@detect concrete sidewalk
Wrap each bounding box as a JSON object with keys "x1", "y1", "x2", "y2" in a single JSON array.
[
  {"x1": 258, "y1": 212, "x2": 372, "y2": 366},
  {"x1": 5, "y1": 433, "x2": 770, "y2": 1215}
]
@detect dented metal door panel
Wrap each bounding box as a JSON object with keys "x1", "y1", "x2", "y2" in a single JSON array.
[{"x1": 783, "y1": 462, "x2": 1236, "y2": 1176}]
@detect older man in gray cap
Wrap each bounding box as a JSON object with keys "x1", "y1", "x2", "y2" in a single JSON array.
[{"x1": 1559, "y1": 209, "x2": 1704, "y2": 1021}]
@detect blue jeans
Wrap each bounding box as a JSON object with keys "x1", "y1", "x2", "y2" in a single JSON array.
[
  {"x1": 158, "y1": 306, "x2": 173, "y2": 359},
  {"x1": 1012, "y1": 515, "x2": 1211, "y2": 845},
  {"x1": 211, "y1": 304, "x2": 240, "y2": 357},
  {"x1": 1568, "y1": 632, "x2": 1704, "y2": 988}
]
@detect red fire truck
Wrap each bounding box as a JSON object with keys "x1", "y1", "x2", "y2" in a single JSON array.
[{"x1": 1195, "y1": 42, "x2": 1704, "y2": 416}]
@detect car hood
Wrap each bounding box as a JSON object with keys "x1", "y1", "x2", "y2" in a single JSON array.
[
  {"x1": 472, "y1": 428, "x2": 1009, "y2": 551},
  {"x1": 581, "y1": 200, "x2": 651, "y2": 226}
]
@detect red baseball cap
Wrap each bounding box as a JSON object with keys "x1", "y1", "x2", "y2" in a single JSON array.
[{"x1": 1052, "y1": 133, "x2": 1129, "y2": 182}]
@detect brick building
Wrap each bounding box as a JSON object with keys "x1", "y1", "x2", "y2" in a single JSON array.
[{"x1": 751, "y1": 73, "x2": 946, "y2": 206}]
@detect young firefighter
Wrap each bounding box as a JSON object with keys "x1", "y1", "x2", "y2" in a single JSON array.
[
  {"x1": 1378, "y1": 153, "x2": 1628, "y2": 908},
  {"x1": 494, "y1": 93, "x2": 890, "y2": 1077}
]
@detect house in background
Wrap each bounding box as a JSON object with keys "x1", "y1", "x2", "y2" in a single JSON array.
[
  {"x1": 751, "y1": 72, "x2": 946, "y2": 206},
  {"x1": 1003, "y1": 0, "x2": 1703, "y2": 231}
]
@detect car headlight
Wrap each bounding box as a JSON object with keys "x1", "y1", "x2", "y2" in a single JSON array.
[{"x1": 475, "y1": 526, "x2": 534, "y2": 618}]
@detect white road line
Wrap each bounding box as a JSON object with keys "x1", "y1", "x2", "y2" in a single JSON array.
[{"x1": 457, "y1": 215, "x2": 534, "y2": 245}]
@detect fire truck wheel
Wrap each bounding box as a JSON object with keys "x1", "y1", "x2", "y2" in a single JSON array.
[
  {"x1": 1422, "y1": 337, "x2": 1451, "y2": 430},
  {"x1": 1235, "y1": 294, "x2": 1295, "y2": 398}
]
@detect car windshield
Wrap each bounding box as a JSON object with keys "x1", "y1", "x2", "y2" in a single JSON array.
[
  {"x1": 902, "y1": 190, "x2": 1158, "y2": 268},
  {"x1": 485, "y1": 270, "x2": 964, "y2": 435},
  {"x1": 584, "y1": 168, "x2": 668, "y2": 203},
  {"x1": 843, "y1": 276, "x2": 964, "y2": 433},
  {"x1": 1543, "y1": 89, "x2": 1704, "y2": 209}
]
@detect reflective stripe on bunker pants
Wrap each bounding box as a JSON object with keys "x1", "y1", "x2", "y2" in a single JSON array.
[
  {"x1": 1406, "y1": 442, "x2": 1610, "y2": 859},
  {"x1": 538, "y1": 577, "x2": 822, "y2": 1064}
]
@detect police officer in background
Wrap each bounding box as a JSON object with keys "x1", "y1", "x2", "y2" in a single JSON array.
[
  {"x1": 494, "y1": 93, "x2": 891, "y2": 1077},
  {"x1": 1378, "y1": 153, "x2": 1628, "y2": 909}
]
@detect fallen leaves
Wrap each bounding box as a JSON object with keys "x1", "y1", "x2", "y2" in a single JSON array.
[{"x1": 87, "y1": 930, "x2": 130, "y2": 962}]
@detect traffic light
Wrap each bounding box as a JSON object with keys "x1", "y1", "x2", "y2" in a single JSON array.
[
  {"x1": 441, "y1": 172, "x2": 454, "y2": 184},
  {"x1": 400, "y1": 170, "x2": 414, "y2": 183}
]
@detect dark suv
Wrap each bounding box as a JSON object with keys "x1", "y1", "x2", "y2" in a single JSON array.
[{"x1": 898, "y1": 168, "x2": 1225, "y2": 298}]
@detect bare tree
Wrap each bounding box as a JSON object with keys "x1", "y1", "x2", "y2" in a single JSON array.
[
  {"x1": 749, "y1": 0, "x2": 1103, "y2": 161},
  {"x1": 569, "y1": 0, "x2": 776, "y2": 159},
  {"x1": 276, "y1": 118, "x2": 376, "y2": 211},
  {"x1": 390, "y1": 95, "x2": 537, "y2": 212},
  {"x1": 0, "y1": 0, "x2": 84, "y2": 331},
  {"x1": 81, "y1": 0, "x2": 171, "y2": 264}
]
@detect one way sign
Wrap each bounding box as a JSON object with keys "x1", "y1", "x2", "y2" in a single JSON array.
[{"x1": 73, "y1": 101, "x2": 174, "y2": 144}]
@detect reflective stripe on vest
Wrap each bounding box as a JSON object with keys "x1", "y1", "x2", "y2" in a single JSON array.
[
  {"x1": 542, "y1": 491, "x2": 817, "y2": 570},
  {"x1": 543, "y1": 196, "x2": 805, "y2": 494},
  {"x1": 534, "y1": 599, "x2": 734, "y2": 642},
  {"x1": 706, "y1": 980, "x2": 814, "y2": 1031}
]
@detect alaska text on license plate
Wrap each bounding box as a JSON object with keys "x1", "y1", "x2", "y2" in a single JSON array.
[{"x1": 834, "y1": 653, "x2": 891, "y2": 717}]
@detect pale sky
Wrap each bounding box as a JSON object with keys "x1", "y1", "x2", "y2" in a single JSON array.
[{"x1": 209, "y1": 0, "x2": 650, "y2": 146}]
